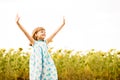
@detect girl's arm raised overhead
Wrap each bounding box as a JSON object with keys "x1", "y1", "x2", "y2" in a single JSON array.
[
  {"x1": 46, "y1": 16, "x2": 65, "y2": 44},
  {"x1": 16, "y1": 14, "x2": 34, "y2": 45}
]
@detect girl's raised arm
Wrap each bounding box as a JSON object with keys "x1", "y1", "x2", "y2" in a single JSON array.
[
  {"x1": 16, "y1": 14, "x2": 34, "y2": 45},
  {"x1": 46, "y1": 16, "x2": 65, "y2": 44}
]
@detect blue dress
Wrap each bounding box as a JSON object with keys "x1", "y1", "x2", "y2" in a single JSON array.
[{"x1": 29, "y1": 40, "x2": 58, "y2": 80}]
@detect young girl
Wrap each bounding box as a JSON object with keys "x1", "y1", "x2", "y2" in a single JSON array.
[{"x1": 16, "y1": 14, "x2": 65, "y2": 80}]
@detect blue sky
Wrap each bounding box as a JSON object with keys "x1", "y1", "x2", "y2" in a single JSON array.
[{"x1": 0, "y1": 0, "x2": 120, "y2": 51}]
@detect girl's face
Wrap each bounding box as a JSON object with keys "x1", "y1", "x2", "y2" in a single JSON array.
[{"x1": 36, "y1": 30, "x2": 46, "y2": 40}]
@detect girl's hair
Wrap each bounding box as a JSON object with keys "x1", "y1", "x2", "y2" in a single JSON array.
[{"x1": 29, "y1": 27, "x2": 45, "y2": 46}]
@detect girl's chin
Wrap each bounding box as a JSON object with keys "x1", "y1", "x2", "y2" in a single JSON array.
[{"x1": 40, "y1": 37, "x2": 45, "y2": 40}]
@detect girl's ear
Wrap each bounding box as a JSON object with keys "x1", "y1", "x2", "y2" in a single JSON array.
[
  {"x1": 35, "y1": 33, "x2": 37, "y2": 36},
  {"x1": 34, "y1": 33, "x2": 38, "y2": 40}
]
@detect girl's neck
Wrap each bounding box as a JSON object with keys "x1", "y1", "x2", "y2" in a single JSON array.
[{"x1": 38, "y1": 39, "x2": 44, "y2": 41}]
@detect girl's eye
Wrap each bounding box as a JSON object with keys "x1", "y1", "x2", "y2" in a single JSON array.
[{"x1": 41, "y1": 31, "x2": 46, "y2": 33}]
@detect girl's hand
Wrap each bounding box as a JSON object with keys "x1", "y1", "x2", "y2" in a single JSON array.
[
  {"x1": 16, "y1": 14, "x2": 20, "y2": 23},
  {"x1": 62, "y1": 16, "x2": 65, "y2": 26}
]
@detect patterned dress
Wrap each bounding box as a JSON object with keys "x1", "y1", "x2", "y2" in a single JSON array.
[{"x1": 29, "y1": 40, "x2": 58, "y2": 80}]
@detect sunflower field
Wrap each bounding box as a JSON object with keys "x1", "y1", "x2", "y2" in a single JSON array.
[{"x1": 0, "y1": 48, "x2": 120, "y2": 80}]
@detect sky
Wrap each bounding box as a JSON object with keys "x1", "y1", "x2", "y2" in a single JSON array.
[{"x1": 0, "y1": 0, "x2": 120, "y2": 51}]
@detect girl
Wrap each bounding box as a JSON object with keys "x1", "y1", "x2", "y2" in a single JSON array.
[{"x1": 16, "y1": 14, "x2": 65, "y2": 80}]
